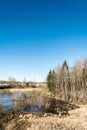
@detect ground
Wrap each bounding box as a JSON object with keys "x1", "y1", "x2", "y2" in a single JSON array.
[
  {"x1": 1, "y1": 105, "x2": 87, "y2": 130},
  {"x1": 0, "y1": 88, "x2": 44, "y2": 94},
  {"x1": 0, "y1": 88, "x2": 87, "y2": 130}
]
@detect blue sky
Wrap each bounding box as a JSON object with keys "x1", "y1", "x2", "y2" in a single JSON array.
[{"x1": 0, "y1": 0, "x2": 87, "y2": 81}]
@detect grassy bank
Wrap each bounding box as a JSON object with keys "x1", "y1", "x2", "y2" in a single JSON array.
[{"x1": 0, "y1": 105, "x2": 87, "y2": 130}]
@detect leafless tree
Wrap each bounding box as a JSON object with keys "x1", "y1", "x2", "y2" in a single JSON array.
[{"x1": 49, "y1": 58, "x2": 87, "y2": 103}]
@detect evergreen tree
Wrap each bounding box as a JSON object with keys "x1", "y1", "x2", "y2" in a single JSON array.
[{"x1": 46, "y1": 70, "x2": 56, "y2": 95}]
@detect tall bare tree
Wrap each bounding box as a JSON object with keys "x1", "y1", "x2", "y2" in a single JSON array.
[{"x1": 47, "y1": 57, "x2": 87, "y2": 103}]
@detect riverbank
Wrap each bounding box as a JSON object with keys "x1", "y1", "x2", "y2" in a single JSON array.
[
  {"x1": 0, "y1": 87, "x2": 48, "y2": 94},
  {"x1": 0, "y1": 88, "x2": 87, "y2": 130},
  {"x1": 0, "y1": 105, "x2": 87, "y2": 130}
]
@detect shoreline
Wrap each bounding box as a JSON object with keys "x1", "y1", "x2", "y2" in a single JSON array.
[
  {"x1": 0, "y1": 87, "x2": 44, "y2": 94},
  {"x1": 0, "y1": 105, "x2": 87, "y2": 130}
]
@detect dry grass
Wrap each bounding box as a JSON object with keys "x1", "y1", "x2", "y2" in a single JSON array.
[
  {"x1": 0, "y1": 88, "x2": 44, "y2": 94},
  {"x1": 3, "y1": 105, "x2": 87, "y2": 130},
  {"x1": 0, "y1": 89, "x2": 10, "y2": 94},
  {"x1": 0, "y1": 87, "x2": 87, "y2": 129}
]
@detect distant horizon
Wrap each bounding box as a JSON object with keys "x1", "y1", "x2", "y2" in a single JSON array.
[
  {"x1": 0, "y1": 56, "x2": 87, "y2": 82},
  {"x1": 0, "y1": 0, "x2": 87, "y2": 82}
]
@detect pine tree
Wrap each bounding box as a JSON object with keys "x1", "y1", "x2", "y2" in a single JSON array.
[{"x1": 46, "y1": 70, "x2": 56, "y2": 96}]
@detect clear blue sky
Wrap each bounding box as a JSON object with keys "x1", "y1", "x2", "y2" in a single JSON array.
[{"x1": 0, "y1": 0, "x2": 87, "y2": 81}]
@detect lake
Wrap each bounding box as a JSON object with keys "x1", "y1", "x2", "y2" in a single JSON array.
[{"x1": 0, "y1": 92, "x2": 45, "y2": 113}]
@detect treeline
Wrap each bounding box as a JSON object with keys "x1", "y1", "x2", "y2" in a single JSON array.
[{"x1": 47, "y1": 58, "x2": 87, "y2": 103}]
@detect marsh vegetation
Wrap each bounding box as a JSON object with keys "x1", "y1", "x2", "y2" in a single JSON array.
[{"x1": 0, "y1": 57, "x2": 87, "y2": 130}]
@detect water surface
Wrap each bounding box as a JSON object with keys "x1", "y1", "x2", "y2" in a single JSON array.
[{"x1": 0, "y1": 92, "x2": 45, "y2": 113}]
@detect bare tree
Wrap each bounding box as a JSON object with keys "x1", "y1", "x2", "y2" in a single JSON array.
[{"x1": 47, "y1": 58, "x2": 87, "y2": 103}]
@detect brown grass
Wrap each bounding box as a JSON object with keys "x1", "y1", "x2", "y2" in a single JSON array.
[
  {"x1": 2, "y1": 105, "x2": 87, "y2": 130},
  {"x1": 0, "y1": 88, "x2": 43, "y2": 94}
]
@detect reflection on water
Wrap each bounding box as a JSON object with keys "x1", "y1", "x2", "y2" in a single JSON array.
[{"x1": 0, "y1": 92, "x2": 45, "y2": 113}]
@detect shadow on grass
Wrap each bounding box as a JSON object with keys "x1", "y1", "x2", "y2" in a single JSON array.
[
  {"x1": 0, "y1": 98, "x2": 80, "y2": 130},
  {"x1": 46, "y1": 98, "x2": 80, "y2": 116}
]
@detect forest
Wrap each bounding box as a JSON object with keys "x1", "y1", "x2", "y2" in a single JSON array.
[{"x1": 47, "y1": 57, "x2": 87, "y2": 103}]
